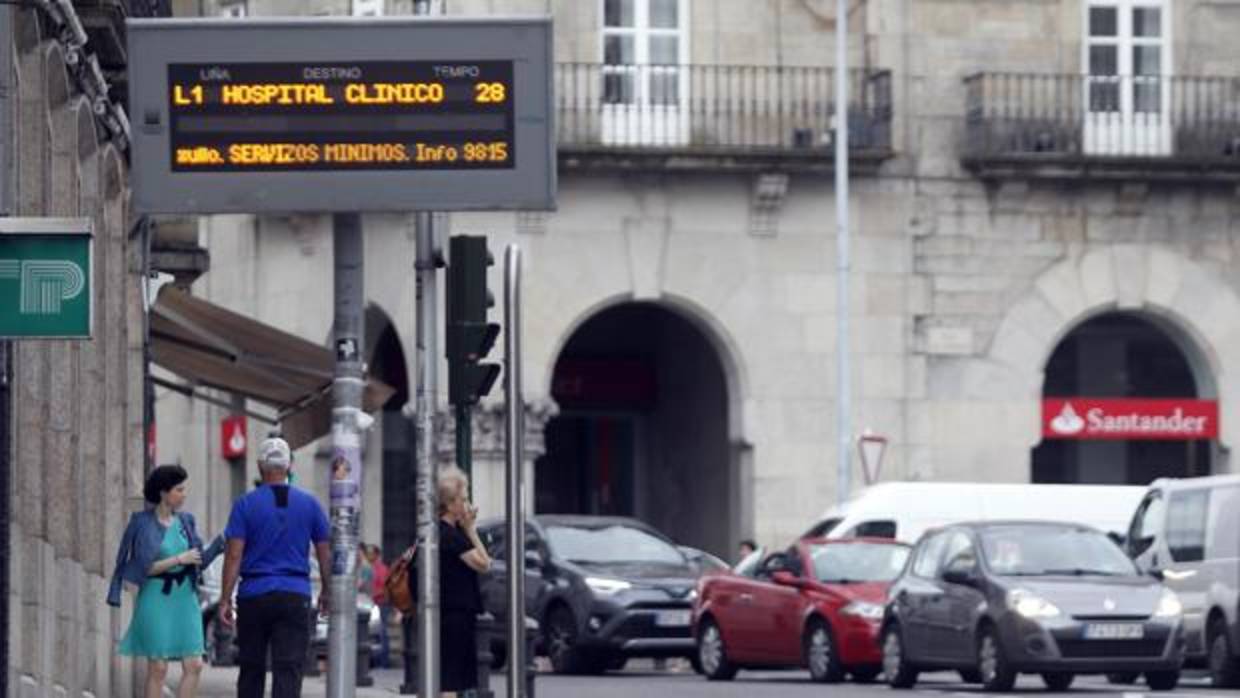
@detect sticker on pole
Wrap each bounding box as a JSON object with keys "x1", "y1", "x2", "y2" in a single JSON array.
[{"x1": 126, "y1": 17, "x2": 555, "y2": 214}]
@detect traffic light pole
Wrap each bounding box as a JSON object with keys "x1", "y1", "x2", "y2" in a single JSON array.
[
  {"x1": 329, "y1": 212, "x2": 364, "y2": 696},
  {"x1": 455, "y1": 402, "x2": 472, "y2": 480}
]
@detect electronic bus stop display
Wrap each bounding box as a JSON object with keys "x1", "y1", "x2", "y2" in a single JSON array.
[{"x1": 127, "y1": 18, "x2": 554, "y2": 213}]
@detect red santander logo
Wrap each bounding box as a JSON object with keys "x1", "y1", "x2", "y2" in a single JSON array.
[{"x1": 1043, "y1": 398, "x2": 1218, "y2": 441}]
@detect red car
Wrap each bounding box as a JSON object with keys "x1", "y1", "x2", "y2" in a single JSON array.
[{"x1": 692, "y1": 537, "x2": 911, "y2": 682}]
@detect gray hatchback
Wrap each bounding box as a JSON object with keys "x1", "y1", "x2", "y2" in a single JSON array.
[{"x1": 881, "y1": 521, "x2": 1185, "y2": 692}]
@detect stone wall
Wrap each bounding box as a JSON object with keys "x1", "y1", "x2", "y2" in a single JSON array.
[{"x1": 5, "y1": 7, "x2": 145, "y2": 697}]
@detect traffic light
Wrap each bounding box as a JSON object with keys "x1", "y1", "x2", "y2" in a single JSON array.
[{"x1": 446, "y1": 235, "x2": 501, "y2": 406}]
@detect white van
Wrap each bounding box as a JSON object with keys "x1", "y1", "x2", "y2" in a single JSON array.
[
  {"x1": 801, "y1": 481, "x2": 1147, "y2": 544},
  {"x1": 1124, "y1": 474, "x2": 1240, "y2": 686}
]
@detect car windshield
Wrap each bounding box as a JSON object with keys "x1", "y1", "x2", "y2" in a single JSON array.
[
  {"x1": 546, "y1": 524, "x2": 686, "y2": 565},
  {"x1": 809, "y1": 542, "x2": 910, "y2": 583},
  {"x1": 980, "y1": 526, "x2": 1139, "y2": 577}
]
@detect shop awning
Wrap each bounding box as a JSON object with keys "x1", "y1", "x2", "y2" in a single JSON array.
[{"x1": 150, "y1": 286, "x2": 395, "y2": 449}]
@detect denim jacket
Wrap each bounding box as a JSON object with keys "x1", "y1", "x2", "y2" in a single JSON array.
[{"x1": 106, "y1": 510, "x2": 224, "y2": 607}]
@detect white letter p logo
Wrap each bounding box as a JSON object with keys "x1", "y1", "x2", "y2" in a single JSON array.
[{"x1": 0, "y1": 259, "x2": 86, "y2": 315}]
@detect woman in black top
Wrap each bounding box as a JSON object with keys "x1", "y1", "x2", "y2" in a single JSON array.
[{"x1": 437, "y1": 466, "x2": 492, "y2": 697}]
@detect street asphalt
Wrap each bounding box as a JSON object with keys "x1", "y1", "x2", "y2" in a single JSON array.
[{"x1": 191, "y1": 663, "x2": 1234, "y2": 698}]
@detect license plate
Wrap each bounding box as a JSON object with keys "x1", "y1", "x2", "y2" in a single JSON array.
[
  {"x1": 1083, "y1": 623, "x2": 1145, "y2": 640},
  {"x1": 655, "y1": 610, "x2": 692, "y2": 627}
]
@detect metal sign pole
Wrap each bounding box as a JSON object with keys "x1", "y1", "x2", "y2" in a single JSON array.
[
  {"x1": 328, "y1": 212, "x2": 364, "y2": 697},
  {"x1": 503, "y1": 245, "x2": 526, "y2": 698},
  {"x1": 834, "y1": 0, "x2": 853, "y2": 505},
  {"x1": 414, "y1": 208, "x2": 441, "y2": 698}
]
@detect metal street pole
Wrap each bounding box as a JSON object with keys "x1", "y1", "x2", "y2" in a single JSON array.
[
  {"x1": 0, "y1": 9, "x2": 13, "y2": 692},
  {"x1": 834, "y1": 0, "x2": 852, "y2": 504},
  {"x1": 413, "y1": 209, "x2": 440, "y2": 698},
  {"x1": 412, "y1": 3, "x2": 444, "y2": 696},
  {"x1": 328, "y1": 212, "x2": 364, "y2": 696},
  {"x1": 503, "y1": 245, "x2": 526, "y2": 698},
  {"x1": 408, "y1": 1, "x2": 443, "y2": 694}
]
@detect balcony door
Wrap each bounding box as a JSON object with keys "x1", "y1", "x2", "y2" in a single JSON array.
[
  {"x1": 601, "y1": 0, "x2": 689, "y2": 146},
  {"x1": 1084, "y1": 0, "x2": 1171, "y2": 156}
]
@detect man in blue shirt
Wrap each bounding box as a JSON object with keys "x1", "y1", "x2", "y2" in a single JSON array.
[{"x1": 219, "y1": 437, "x2": 331, "y2": 698}]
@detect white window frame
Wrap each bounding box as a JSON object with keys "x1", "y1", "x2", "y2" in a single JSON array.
[
  {"x1": 1082, "y1": 0, "x2": 1172, "y2": 156},
  {"x1": 598, "y1": 0, "x2": 691, "y2": 146}
]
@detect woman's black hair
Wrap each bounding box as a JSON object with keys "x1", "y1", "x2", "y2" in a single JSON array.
[{"x1": 143, "y1": 465, "x2": 189, "y2": 505}]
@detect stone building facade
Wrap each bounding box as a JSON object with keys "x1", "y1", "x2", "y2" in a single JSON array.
[
  {"x1": 156, "y1": 0, "x2": 1240, "y2": 566},
  {"x1": 3, "y1": 2, "x2": 155, "y2": 695}
]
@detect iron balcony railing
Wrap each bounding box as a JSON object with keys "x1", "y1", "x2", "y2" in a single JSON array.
[
  {"x1": 965, "y1": 72, "x2": 1240, "y2": 166},
  {"x1": 556, "y1": 63, "x2": 892, "y2": 160}
]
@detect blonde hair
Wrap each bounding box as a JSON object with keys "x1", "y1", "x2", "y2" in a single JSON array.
[{"x1": 437, "y1": 466, "x2": 469, "y2": 516}]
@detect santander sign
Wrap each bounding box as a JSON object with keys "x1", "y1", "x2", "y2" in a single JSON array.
[{"x1": 1043, "y1": 398, "x2": 1218, "y2": 440}]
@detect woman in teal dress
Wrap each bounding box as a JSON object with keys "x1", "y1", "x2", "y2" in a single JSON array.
[{"x1": 110, "y1": 465, "x2": 222, "y2": 698}]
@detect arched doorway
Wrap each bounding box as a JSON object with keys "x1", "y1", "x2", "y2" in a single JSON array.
[
  {"x1": 541, "y1": 302, "x2": 736, "y2": 557},
  {"x1": 1033, "y1": 312, "x2": 1216, "y2": 484},
  {"x1": 366, "y1": 306, "x2": 411, "y2": 559}
]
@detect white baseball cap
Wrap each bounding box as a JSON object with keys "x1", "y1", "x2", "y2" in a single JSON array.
[{"x1": 259, "y1": 437, "x2": 292, "y2": 468}]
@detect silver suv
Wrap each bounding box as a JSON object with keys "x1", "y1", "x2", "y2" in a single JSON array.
[{"x1": 1126, "y1": 474, "x2": 1240, "y2": 687}]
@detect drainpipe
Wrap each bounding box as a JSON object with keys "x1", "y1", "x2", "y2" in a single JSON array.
[{"x1": 0, "y1": 4, "x2": 16, "y2": 695}]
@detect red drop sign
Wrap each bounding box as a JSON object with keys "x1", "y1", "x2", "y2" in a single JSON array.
[
  {"x1": 221, "y1": 415, "x2": 248, "y2": 459},
  {"x1": 1043, "y1": 398, "x2": 1218, "y2": 441}
]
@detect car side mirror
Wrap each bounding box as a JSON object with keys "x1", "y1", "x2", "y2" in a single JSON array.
[
  {"x1": 942, "y1": 566, "x2": 978, "y2": 587},
  {"x1": 524, "y1": 551, "x2": 543, "y2": 569},
  {"x1": 1129, "y1": 535, "x2": 1155, "y2": 558},
  {"x1": 1148, "y1": 567, "x2": 1165, "y2": 582},
  {"x1": 772, "y1": 570, "x2": 805, "y2": 588}
]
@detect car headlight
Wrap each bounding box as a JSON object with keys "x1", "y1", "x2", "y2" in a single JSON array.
[
  {"x1": 585, "y1": 576, "x2": 632, "y2": 595},
  {"x1": 840, "y1": 601, "x2": 884, "y2": 620},
  {"x1": 1007, "y1": 589, "x2": 1061, "y2": 619},
  {"x1": 1155, "y1": 589, "x2": 1182, "y2": 618},
  {"x1": 688, "y1": 588, "x2": 698, "y2": 602}
]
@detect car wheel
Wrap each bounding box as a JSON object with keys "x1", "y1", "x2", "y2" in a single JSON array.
[
  {"x1": 1145, "y1": 670, "x2": 1180, "y2": 692},
  {"x1": 204, "y1": 617, "x2": 232, "y2": 667},
  {"x1": 544, "y1": 606, "x2": 590, "y2": 675},
  {"x1": 490, "y1": 640, "x2": 508, "y2": 671},
  {"x1": 805, "y1": 619, "x2": 845, "y2": 683},
  {"x1": 881, "y1": 623, "x2": 919, "y2": 689},
  {"x1": 1042, "y1": 673, "x2": 1074, "y2": 691},
  {"x1": 1105, "y1": 672, "x2": 1140, "y2": 685},
  {"x1": 605, "y1": 655, "x2": 627, "y2": 672},
  {"x1": 203, "y1": 617, "x2": 220, "y2": 665},
  {"x1": 1209, "y1": 620, "x2": 1240, "y2": 688},
  {"x1": 696, "y1": 618, "x2": 738, "y2": 681},
  {"x1": 689, "y1": 653, "x2": 704, "y2": 675},
  {"x1": 958, "y1": 669, "x2": 983, "y2": 684},
  {"x1": 977, "y1": 626, "x2": 1017, "y2": 692},
  {"x1": 850, "y1": 666, "x2": 882, "y2": 683}
]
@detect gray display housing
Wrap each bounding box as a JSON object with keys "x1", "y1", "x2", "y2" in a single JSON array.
[{"x1": 127, "y1": 17, "x2": 555, "y2": 214}]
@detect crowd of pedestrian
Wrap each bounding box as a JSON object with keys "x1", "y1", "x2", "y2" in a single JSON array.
[{"x1": 107, "y1": 437, "x2": 487, "y2": 698}]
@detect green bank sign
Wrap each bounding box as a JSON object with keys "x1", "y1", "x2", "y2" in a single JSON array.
[{"x1": 0, "y1": 218, "x2": 93, "y2": 339}]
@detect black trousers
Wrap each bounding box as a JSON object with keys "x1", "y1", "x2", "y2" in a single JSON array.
[{"x1": 236, "y1": 592, "x2": 311, "y2": 698}]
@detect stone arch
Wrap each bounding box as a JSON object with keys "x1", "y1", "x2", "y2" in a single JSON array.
[
  {"x1": 986, "y1": 246, "x2": 1238, "y2": 463},
  {"x1": 544, "y1": 291, "x2": 751, "y2": 442},
  {"x1": 540, "y1": 294, "x2": 752, "y2": 555},
  {"x1": 362, "y1": 302, "x2": 414, "y2": 559},
  {"x1": 42, "y1": 42, "x2": 70, "y2": 109},
  {"x1": 75, "y1": 97, "x2": 100, "y2": 215}
]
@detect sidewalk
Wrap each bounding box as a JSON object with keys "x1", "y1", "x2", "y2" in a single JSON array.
[{"x1": 196, "y1": 666, "x2": 420, "y2": 696}]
